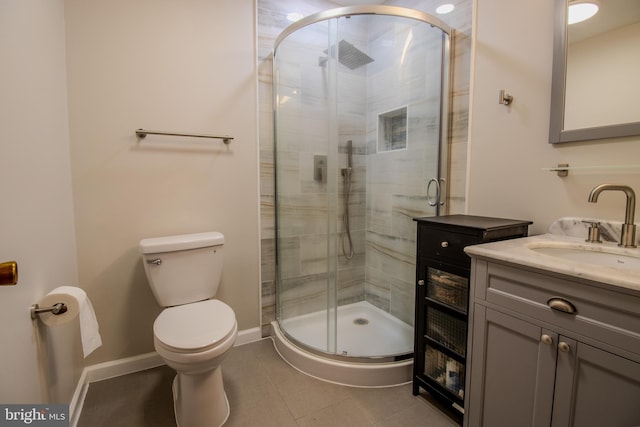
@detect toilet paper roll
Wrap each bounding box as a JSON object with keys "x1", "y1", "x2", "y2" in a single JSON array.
[{"x1": 38, "y1": 286, "x2": 102, "y2": 357}]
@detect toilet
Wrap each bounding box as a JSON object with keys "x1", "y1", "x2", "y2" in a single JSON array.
[{"x1": 139, "y1": 231, "x2": 237, "y2": 427}]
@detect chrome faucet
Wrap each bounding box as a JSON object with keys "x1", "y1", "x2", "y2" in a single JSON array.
[{"x1": 588, "y1": 184, "x2": 637, "y2": 248}]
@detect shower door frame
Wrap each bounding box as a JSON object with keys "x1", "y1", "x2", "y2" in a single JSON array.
[{"x1": 273, "y1": 5, "x2": 453, "y2": 362}]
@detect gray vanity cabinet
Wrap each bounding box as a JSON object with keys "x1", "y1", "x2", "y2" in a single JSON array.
[{"x1": 465, "y1": 259, "x2": 640, "y2": 427}]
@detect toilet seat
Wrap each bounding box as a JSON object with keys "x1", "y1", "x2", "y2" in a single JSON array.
[{"x1": 154, "y1": 299, "x2": 235, "y2": 353}]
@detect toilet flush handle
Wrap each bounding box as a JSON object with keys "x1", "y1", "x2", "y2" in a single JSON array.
[{"x1": 147, "y1": 258, "x2": 162, "y2": 265}]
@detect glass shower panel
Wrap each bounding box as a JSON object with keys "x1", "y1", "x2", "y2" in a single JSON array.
[
  {"x1": 335, "y1": 15, "x2": 447, "y2": 354},
  {"x1": 274, "y1": 19, "x2": 337, "y2": 353}
]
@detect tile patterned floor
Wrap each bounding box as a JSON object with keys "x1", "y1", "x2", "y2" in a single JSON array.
[{"x1": 78, "y1": 339, "x2": 461, "y2": 427}]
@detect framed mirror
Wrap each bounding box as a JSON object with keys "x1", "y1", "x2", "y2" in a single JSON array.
[{"x1": 549, "y1": 0, "x2": 640, "y2": 144}]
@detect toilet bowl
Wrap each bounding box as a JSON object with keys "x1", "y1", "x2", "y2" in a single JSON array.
[
  {"x1": 154, "y1": 300, "x2": 237, "y2": 427},
  {"x1": 139, "y1": 232, "x2": 237, "y2": 427}
]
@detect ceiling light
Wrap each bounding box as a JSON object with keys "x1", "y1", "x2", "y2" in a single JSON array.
[
  {"x1": 286, "y1": 12, "x2": 304, "y2": 22},
  {"x1": 568, "y1": 1, "x2": 599, "y2": 25},
  {"x1": 436, "y1": 4, "x2": 455, "y2": 15}
]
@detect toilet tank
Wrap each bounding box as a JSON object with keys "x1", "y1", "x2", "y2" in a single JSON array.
[{"x1": 139, "y1": 232, "x2": 224, "y2": 307}]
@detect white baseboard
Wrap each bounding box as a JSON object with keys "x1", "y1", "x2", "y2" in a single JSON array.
[
  {"x1": 69, "y1": 326, "x2": 263, "y2": 426},
  {"x1": 235, "y1": 326, "x2": 262, "y2": 346},
  {"x1": 69, "y1": 369, "x2": 88, "y2": 427},
  {"x1": 85, "y1": 351, "x2": 165, "y2": 384},
  {"x1": 69, "y1": 351, "x2": 163, "y2": 427}
]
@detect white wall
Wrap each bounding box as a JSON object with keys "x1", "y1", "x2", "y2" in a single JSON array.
[
  {"x1": 467, "y1": 0, "x2": 640, "y2": 236},
  {"x1": 0, "y1": 0, "x2": 79, "y2": 403},
  {"x1": 64, "y1": 0, "x2": 260, "y2": 364}
]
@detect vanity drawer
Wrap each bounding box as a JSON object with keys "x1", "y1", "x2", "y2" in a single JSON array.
[
  {"x1": 418, "y1": 227, "x2": 478, "y2": 265},
  {"x1": 480, "y1": 262, "x2": 640, "y2": 356}
]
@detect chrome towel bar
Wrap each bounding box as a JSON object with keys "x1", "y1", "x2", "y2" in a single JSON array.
[
  {"x1": 135, "y1": 129, "x2": 233, "y2": 144},
  {"x1": 30, "y1": 303, "x2": 68, "y2": 320}
]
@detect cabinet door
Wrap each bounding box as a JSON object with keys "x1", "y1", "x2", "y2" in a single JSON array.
[
  {"x1": 467, "y1": 307, "x2": 557, "y2": 427},
  {"x1": 415, "y1": 258, "x2": 469, "y2": 403},
  {"x1": 552, "y1": 337, "x2": 640, "y2": 427},
  {"x1": 423, "y1": 259, "x2": 470, "y2": 313}
]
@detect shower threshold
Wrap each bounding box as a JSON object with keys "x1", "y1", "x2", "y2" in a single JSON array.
[{"x1": 271, "y1": 301, "x2": 414, "y2": 387}]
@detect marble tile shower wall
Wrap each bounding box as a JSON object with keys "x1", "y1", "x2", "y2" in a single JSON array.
[{"x1": 258, "y1": 0, "x2": 472, "y2": 337}]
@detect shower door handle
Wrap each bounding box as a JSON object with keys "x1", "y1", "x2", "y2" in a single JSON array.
[
  {"x1": 427, "y1": 178, "x2": 443, "y2": 207},
  {"x1": 438, "y1": 178, "x2": 446, "y2": 206},
  {"x1": 427, "y1": 178, "x2": 440, "y2": 207}
]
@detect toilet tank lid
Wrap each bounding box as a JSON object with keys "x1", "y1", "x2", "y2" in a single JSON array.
[{"x1": 139, "y1": 232, "x2": 224, "y2": 254}]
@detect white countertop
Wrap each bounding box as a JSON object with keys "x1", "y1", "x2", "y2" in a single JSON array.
[{"x1": 464, "y1": 233, "x2": 640, "y2": 293}]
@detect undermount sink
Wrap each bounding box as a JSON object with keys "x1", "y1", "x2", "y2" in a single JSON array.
[{"x1": 527, "y1": 242, "x2": 640, "y2": 270}]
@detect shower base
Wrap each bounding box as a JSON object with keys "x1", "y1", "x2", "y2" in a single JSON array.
[{"x1": 271, "y1": 301, "x2": 414, "y2": 387}]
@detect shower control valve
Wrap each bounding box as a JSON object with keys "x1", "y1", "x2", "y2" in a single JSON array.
[{"x1": 314, "y1": 155, "x2": 327, "y2": 183}]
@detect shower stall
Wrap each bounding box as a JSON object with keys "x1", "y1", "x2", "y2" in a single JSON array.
[{"x1": 272, "y1": 5, "x2": 452, "y2": 386}]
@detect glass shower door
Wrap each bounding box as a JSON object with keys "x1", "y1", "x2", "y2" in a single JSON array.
[
  {"x1": 274, "y1": 17, "x2": 338, "y2": 354},
  {"x1": 333, "y1": 13, "x2": 449, "y2": 357}
]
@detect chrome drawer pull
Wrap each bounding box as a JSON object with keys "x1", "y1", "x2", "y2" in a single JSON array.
[{"x1": 547, "y1": 297, "x2": 577, "y2": 315}]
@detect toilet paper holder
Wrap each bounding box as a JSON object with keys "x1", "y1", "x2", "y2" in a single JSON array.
[{"x1": 30, "y1": 302, "x2": 68, "y2": 320}]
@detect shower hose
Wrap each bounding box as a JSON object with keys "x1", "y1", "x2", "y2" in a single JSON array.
[{"x1": 341, "y1": 168, "x2": 354, "y2": 260}]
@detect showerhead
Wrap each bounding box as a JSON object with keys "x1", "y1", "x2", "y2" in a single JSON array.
[
  {"x1": 337, "y1": 40, "x2": 374, "y2": 70},
  {"x1": 319, "y1": 40, "x2": 374, "y2": 70}
]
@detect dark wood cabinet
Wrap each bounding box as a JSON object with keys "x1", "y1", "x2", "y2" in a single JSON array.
[{"x1": 412, "y1": 215, "x2": 531, "y2": 415}]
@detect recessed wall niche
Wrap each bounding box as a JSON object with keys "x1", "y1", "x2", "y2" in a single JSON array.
[{"x1": 378, "y1": 106, "x2": 408, "y2": 152}]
